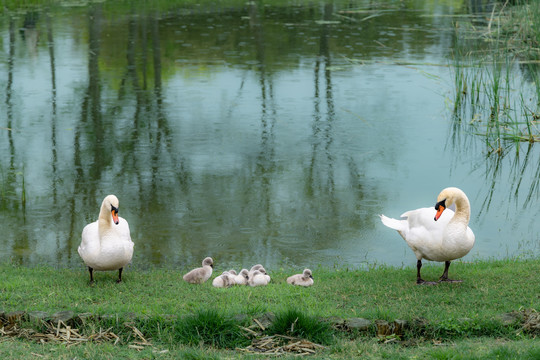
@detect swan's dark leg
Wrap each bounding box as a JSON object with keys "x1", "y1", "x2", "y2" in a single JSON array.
[
  {"x1": 439, "y1": 261, "x2": 463, "y2": 283},
  {"x1": 88, "y1": 266, "x2": 94, "y2": 283},
  {"x1": 117, "y1": 267, "x2": 123, "y2": 283},
  {"x1": 416, "y1": 260, "x2": 438, "y2": 285},
  {"x1": 416, "y1": 260, "x2": 423, "y2": 283}
]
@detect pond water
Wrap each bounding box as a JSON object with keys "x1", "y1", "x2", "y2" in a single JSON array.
[{"x1": 0, "y1": 0, "x2": 538, "y2": 272}]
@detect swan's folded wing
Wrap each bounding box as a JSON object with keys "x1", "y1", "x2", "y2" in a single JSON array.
[
  {"x1": 406, "y1": 224, "x2": 441, "y2": 249},
  {"x1": 117, "y1": 217, "x2": 134, "y2": 244},
  {"x1": 399, "y1": 208, "x2": 449, "y2": 260},
  {"x1": 78, "y1": 221, "x2": 102, "y2": 266},
  {"x1": 79, "y1": 221, "x2": 98, "y2": 251}
]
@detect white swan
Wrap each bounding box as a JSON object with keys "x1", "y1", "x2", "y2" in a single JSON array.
[
  {"x1": 78, "y1": 195, "x2": 134, "y2": 283},
  {"x1": 287, "y1": 269, "x2": 314, "y2": 287},
  {"x1": 380, "y1": 187, "x2": 475, "y2": 285}
]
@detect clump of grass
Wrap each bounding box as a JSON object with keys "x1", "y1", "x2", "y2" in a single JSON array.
[
  {"x1": 173, "y1": 309, "x2": 249, "y2": 349},
  {"x1": 501, "y1": 1, "x2": 540, "y2": 55},
  {"x1": 362, "y1": 307, "x2": 398, "y2": 322},
  {"x1": 266, "y1": 309, "x2": 335, "y2": 346},
  {"x1": 422, "y1": 317, "x2": 519, "y2": 340}
]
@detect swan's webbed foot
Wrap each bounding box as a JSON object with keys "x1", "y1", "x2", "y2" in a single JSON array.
[
  {"x1": 439, "y1": 277, "x2": 463, "y2": 283},
  {"x1": 416, "y1": 279, "x2": 439, "y2": 286},
  {"x1": 438, "y1": 261, "x2": 462, "y2": 283}
]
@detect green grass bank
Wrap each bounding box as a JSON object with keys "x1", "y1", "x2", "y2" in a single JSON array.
[
  {"x1": 1, "y1": 258, "x2": 539, "y2": 359},
  {"x1": 1, "y1": 259, "x2": 538, "y2": 320}
]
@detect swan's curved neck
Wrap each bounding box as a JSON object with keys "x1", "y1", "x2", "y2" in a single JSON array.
[
  {"x1": 98, "y1": 201, "x2": 113, "y2": 236},
  {"x1": 451, "y1": 195, "x2": 471, "y2": 225}
]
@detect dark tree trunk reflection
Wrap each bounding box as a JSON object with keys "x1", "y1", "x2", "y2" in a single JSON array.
[
  {"x1": 248, "y1": 0, "x2": 278, "y2": 264},
  {"x1": 6, "y1": 17, "x2": 16, "y2": 176}
]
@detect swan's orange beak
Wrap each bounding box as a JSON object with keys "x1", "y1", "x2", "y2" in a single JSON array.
[
  {"x1": 111, "y1": 208, "x2": 119, "y2": 225},
  {"x1": 434, "y1": 206, "x2": 445, "y2": 221},
  {"x1": 434, "y1": 199, "x2": 446, "y2": 221}
]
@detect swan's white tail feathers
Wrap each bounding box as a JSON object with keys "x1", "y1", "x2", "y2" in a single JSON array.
[{"x1": 379, "y1": 214, "x2": 406, "y2": 232}]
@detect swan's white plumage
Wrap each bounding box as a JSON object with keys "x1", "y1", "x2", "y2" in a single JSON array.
[
  {"x1": 380, "y1": 207, "x2": 473, "y2": 262},
  {"x1": 78, "y1": 195, "x2": 134, "y2": 272},
  {"x1": 380, "y1": 187, "x2": 475, "y2": 263},
  {"x1": 380, "y1": 187, "x2": 475, "y2": 284}
]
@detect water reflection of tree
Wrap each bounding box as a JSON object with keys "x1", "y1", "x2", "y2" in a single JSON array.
[
  {"x1": 62, "y1": 5, "x2": 189, "y2": 265},
  {"x1": 240, "y1": 2, "x2": 371, "y2": 266},
  {"x1": 308, "y1": 3, "x2": 338, "y2": 231},
  {"x1": 247, "y1": 1, "x2": 277, "y2": 266},
  {"x1": 46, "y1": 11, "x2": 63, "y2": 265},
  {"x1": 68, "y1": 5, "x2": 103, "y2": 264},
  {"x1": 307, "y1": 3, "x2": 369, "y2": 254},
  {"x1": 1, "y1": 2, "x2": 385, "y2": 267},
  {"x1": 5, "y1": 17, "x2": 16, "y2": 185},
  {"x1": 131, "y1": 10, "x2": 192, "y2": 264},
  {"x1": 4, "y1": 15, "x2": 29, "y2": 264}
]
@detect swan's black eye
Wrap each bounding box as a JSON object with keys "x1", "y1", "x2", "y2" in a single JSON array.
[
  {"x1": 111, "y1": 205, "x2": 118, "y2": 215},
  {"x1": 435, "y1": 199, "x2": 446, "y2": 210}
]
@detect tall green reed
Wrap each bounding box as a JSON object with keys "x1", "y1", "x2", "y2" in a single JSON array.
[
  {"x1": 451, "y1": 26, "x2": 539, "y2": 155},
  {"x1": 450, "y1": 3, "x2": 540, "y2": 213}
]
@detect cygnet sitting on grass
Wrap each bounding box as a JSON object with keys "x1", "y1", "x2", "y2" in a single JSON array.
[
  {"x1": 183, "y1": 257, "x2": 213, "y2": 284},
  {"x1": 248, "y1": 264, "x2": 271, "y2": 282},
  {"x1": 212, "y1": 271, "x2": 235, "y2": 288},
  {"x1": 234, "y1": 269, "x2": 249, "y2": 285},
  {"x1": 248, "y1": 264, "x2": 263, "y2": 278},
  {"x1": 287, "y1": 269, "x2": 314, "y2": 287},
  {"x1": 259, "y1": 267, "x2": 271, "y2": 283},
  {"x1": 248, "y1": 270, "x2": 270, "y2": 287}
]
